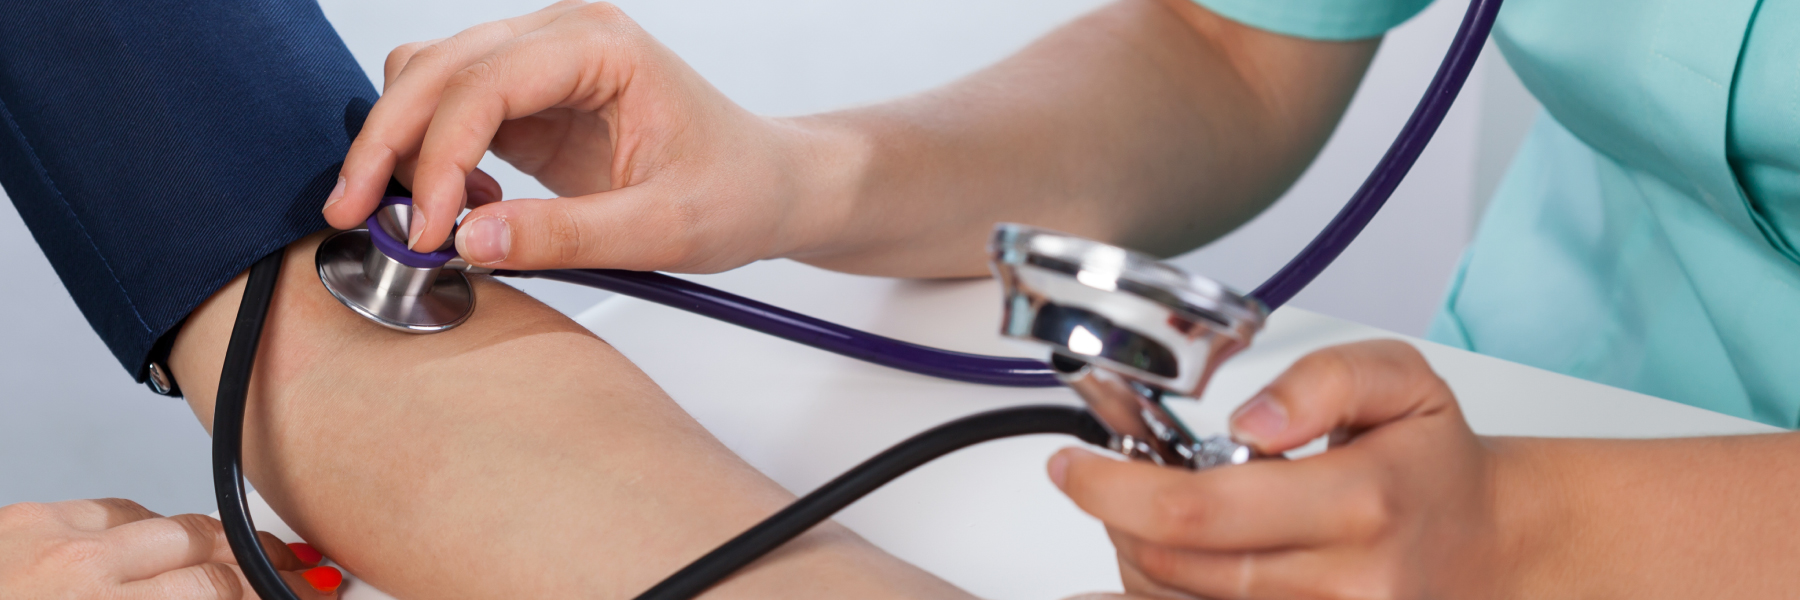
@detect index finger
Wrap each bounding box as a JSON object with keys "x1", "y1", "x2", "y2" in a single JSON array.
[
  {"x1": 1229, "y1": 339, "x2": 1459, "y2": 454},
  {"x1": 50, "y1": 498, "x2": 162, "y2": 532},
  {"x1": 407, "y1": 4, "x2": 644, "y2": 252},
  {"x1": 123, "y1": 562, "x2": 339, "y2": 600},
  {"x1": 104, "y1": 514, "x2": 308, "y2": 582},
  {"x1": 327, "y1": 0, "x2": 588, "y2": 231}
]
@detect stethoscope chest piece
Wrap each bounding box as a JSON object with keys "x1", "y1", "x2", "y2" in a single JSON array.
[
  {"x1": 989, "y1": 223, "x2": 1266, "y2": 468},
  {"x1": 316, "y1": 198, "x2": 475, "y2": 333}
]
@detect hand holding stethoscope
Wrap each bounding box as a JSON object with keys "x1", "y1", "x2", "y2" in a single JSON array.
[
  {"x1": 303, "y1": 0, "x2": 1522, "y2": 597},
  {"x1": 325, "y1": 0, "x2": 840, "y2": 275},
  {"x1": 1052, "y1": 340, "x2": 1512, "y2": 599}
]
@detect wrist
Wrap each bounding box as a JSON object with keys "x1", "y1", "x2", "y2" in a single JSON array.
[
  {"x1": 1486, "y1": 437, "x2": 1581, "y2": 599},
  {"x1": 763, "y1": 114, "x2": 875, "y2": 262}
]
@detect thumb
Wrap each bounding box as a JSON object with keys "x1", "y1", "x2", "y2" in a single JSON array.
[
  {"x1": 454, "y1": 184, "x2": 723, "y2": 271},
  {"x1": 1228, "y1": 339, "x2": 1455, "y2": 454}
]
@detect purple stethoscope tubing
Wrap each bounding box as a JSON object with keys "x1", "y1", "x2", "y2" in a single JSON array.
[
  {"x1": 1249, "y1": 0, "x2": 1505, "y2": 308},
  {"x1": 492, "y1": 0, "x2": 1504, "y2": 390},
  {"x1": 368, "y1": 196, "x2": 458, "y2": 268},
  {"x1": 498, "y1": 268, "x2": 1063, "y2": 387},
  {"x1": 224, "y1": 3, "x2": 1505, "y2": 600}
]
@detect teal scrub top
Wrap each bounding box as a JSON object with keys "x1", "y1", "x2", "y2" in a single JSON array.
[{"x1": 1197, "y1": 0, "x2": 1800, "y2": 427}]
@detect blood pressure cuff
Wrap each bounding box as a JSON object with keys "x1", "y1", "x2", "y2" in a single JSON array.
[{"x1": 0, "y1": 0, "x2": 377, "y2": 386}]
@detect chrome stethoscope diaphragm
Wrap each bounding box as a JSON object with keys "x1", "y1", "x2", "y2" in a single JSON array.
[
  {"x1": 316, "y1": 196, "x2": 482, "y2": 333},
  {"x1": 989, "y1": 223, "x2": 1266, "y2": 469}
]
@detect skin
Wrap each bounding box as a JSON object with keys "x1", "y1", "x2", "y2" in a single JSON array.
[
  {"x1": 322, "y1": 0, "x2": 1378, "y2": 277},
  {"x1": 165, "y1": 233, "x2": 974, "y2": 599},
  {"x1": 25, "y1": 0, "x2": 1795, "y2": 597},
  {"x1": 1053, "y1": 341, "x2": 1800, "y2": 599},
  {"x1": 319, "y1": 0, "x2": 1800, "y2": 597},
  {"x1": 0, "y1": 498, "x2": 338, "y2": 599}
]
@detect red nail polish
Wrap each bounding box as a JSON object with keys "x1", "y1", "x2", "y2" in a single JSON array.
[
  {"x1": 303, "y1": 566, "x2": 343, "y2": 593},
  {"x1": 288, "y1": 542, "x2": 323, "y2": 565}
]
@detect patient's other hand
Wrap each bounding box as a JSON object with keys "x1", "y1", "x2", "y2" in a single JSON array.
[{"x1": 0, "y1": 498, "x2": 341, "y2": 599}]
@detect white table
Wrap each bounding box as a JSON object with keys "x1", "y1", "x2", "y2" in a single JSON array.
[{"x1": 252, "y1": 260, "x2": 1775, "y2": 599}]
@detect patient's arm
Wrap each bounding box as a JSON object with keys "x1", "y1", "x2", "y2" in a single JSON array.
[{"x1": 167, "y1": 232, "x2": 970, "y2": 599}]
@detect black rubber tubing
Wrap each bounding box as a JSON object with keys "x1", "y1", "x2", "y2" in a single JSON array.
[
  {"x1": 212, "y1": 250, "x2": 302, "y2": 600},
  {"x1": 632, "y1": 404, "x2": 1111, "y2": 600},
  {"x1": 214, "y1": 248, "x2": 1112, "y2": 600}
]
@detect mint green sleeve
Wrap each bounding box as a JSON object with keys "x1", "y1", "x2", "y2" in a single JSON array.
[{"x1": 1193, "y1": 0, "x2": 1435, "y2": 41}]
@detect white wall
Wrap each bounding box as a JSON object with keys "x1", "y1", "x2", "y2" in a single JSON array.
[{"x1": 0, "y1": 0, "x2": 1534, "y2": 515}]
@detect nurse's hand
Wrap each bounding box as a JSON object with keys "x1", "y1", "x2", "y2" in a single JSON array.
[
  {"x1": 0, "y1": 498, "x2": 342, "y2": 599},
  {"x1": 1050, "y1": 340, "x2": 1519, "y2": 600},
  {"x1": 327, "y1": 0, "x2": 833, "y2": 273}
]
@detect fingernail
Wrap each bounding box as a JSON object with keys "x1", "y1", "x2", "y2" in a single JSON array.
[
  {"x1": 302, "y1": 566, "x2": 343, "y2": 593},
  {"x1": 288, "y1": 542, "x2": 323, "y2": 566},
  {"x1": 1230, "y1": 391, "x2": 1288, "y2": 447},
  {"x1": 321, "y1": 177, "x2": 345, "y2": 212},
  {"x1": 406, "y1": 209, "x2": 428, "y2": 250},
  {"x1": 458, "y1": 216, "x2": 511, "y2": 265}
]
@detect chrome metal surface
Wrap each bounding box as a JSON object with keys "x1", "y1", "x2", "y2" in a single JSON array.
[
  {"x1": 145, "y1": 361, "x2": 176, "y2": 396},
  {"x1": 1052, "y1": 355, "x2": 1252, "y2": 469},
  {"x1": 372, "y1": 202, "x2": 455, "y2": 252},
  {"x1": 1053, "y1": 355, "x2": 1196, "y2": 466},
  {"x1": 990, "y1": 223, "x2": 1267, "y2": 469},
  {"x1": 363, "y1": 242, "x2": 438, "y2": 298},
  {"x1": 1189, "y1": 435, "x2": 1254, "y2": 470},
  {"x1": 375, "y1": 203, "x2": 410, "y2": 242},
  {"x1": 991, "y1": 224, "x2": 1265, "y2": 398},
  {"x1": 317, "y1": 230, "x2": 475, "y2": 333}
]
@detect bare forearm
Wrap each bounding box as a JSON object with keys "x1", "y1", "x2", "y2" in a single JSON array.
[
  {"x1": 1496, "y1": 434, "x2": 1800, "y2": 598},
  {"x1": 167, "y1": 233, "x2": 967, "y2": 599},
  {"x1": 781, "y1": 0, "x2": 1377, "y2": 277}
]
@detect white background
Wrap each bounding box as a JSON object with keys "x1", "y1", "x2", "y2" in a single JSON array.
[{"x1": 0, "y1": 0, "x2": 1537, "y2": 515}]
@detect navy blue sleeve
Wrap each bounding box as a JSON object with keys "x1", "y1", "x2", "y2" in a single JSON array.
[{"x1": 0, "y1": 0, "x2": 378, "y2": 386}]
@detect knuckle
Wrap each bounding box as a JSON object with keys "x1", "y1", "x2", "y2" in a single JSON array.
[
  {"x1": 1373, "y1": 338, "x2": 1426, "y2": 362},
  {"x1": 1145, "y1": 485, "x2": 1206, "y2": 541},
  {"x1": 576, "y1": 2, "x2": 629, "y2": 21},
  {"x1": 195, "y1": 562, "x2": 245, "y2": 598},
  {"x1": 42, "y1": 537, "x2": 108, "y2": 570},
  {"x1": 1338, "y1": 482, "x2": 1393, "y2": 540},
  {"x1": 1296, "y1": 347, "x2": 1360, "y2": 393},
  {"x1": 465, "y1": 20, "x2": 511, "y2": 40},
  {"x1": 91, "y1": 497, "x2": 151, "y2": 520},
  {"x1": 386, "y1": 41, "x2": 430, "y2": 68},
  {"x1": 1380, "y1": 340, "x2": 1449, "y2": 392},
  {"x1": 445, "y1": 60, "x2": 499, "y2": 93},
  {"x1": 346, "y1": 136, "x2": 401, "y2": 166},
  {"x1": 407, "y1": 40, "x2": 454, "y2": 68},
  {"x1": 346, "y1": 134, "x2": 383, "y2": 156},
  {"x1": 167, "y1": 513, "x2": 224, "y2": 540},
  {"x1": 545, "y1": 206, "x2": 588, "y2": 266},
  {"x1": 0, "y1": 501, "x2": 56, "y2": 529}
]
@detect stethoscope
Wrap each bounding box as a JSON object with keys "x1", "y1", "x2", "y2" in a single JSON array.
[{"x1": 215, "y1": 1, "x2": 1502, "y2": 597}]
